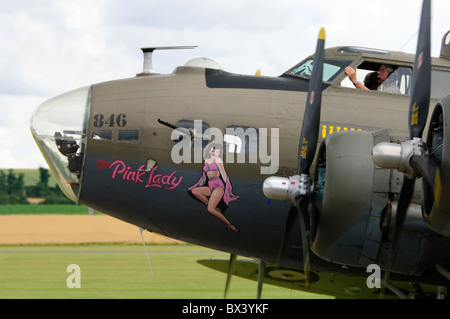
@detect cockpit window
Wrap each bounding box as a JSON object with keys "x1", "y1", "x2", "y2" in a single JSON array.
[
  {"x1": 286, "y1": 59, "x2": 352, "y2": 82},
  {"x1": 378, "y1": 66, "x2": 412, "y2": 94},
  {"x1": 341, "y1": 62, "x2": 413, "y2": 95}
]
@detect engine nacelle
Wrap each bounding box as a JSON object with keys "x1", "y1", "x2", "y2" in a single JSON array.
[
  {"x1": 423, "y1": 94, "x2": 450, "y2": 237},
  {"x1": 311, "y1": 129, "x2": 392, "y2": 267},
  {"x1": 309, "y1": 101, "x2": 450, "y2": 273}
]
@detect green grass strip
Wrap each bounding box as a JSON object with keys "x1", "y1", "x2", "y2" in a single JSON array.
[
  {"x1": 0, "y1": 244, "x2": 324, "y2": 299},
  {"x1": 0, "y1": 204, "x2": 96, "y2": 215}
]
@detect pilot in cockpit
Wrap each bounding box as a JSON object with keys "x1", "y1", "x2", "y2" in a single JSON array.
[{"x1": 345, "y1": 64, "x2": 398, "y2": 92}]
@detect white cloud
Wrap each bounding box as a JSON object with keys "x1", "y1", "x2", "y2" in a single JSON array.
[{"x1": 0, "y1": 95, "x2": 48, "y2": 168}]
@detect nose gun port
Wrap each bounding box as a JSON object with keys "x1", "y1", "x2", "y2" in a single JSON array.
[{"x1": 30, "y1": 86, "x2": 91, "y2": 202}]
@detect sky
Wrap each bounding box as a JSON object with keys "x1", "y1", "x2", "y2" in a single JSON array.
[{"x1": 0, "y1": 0, "x2": 448, "y2": 169}]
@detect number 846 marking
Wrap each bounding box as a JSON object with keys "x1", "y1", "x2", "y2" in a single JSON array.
[{"x1": 93, "y1": 114, "x2": 127, "y2": 128}]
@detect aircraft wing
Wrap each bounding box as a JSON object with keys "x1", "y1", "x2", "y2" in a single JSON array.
[{"x1": 197, "y1": 258, "x2": 445, "y2": 299}]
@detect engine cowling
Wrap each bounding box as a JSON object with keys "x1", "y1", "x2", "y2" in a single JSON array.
[
  {"x1": 310, "y1": 95, "x2": 450, "y2": 270},
  {"x1": 311, "y1": 129, "x2": 392, "y2": 267},
  {"x1": 423, "y1": 94, "x2": 450, "y2": 236}
]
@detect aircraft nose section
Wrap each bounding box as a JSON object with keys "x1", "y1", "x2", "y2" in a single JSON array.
[{"x1": 30, "y1": 86, "x2": 91, "y2": 202}]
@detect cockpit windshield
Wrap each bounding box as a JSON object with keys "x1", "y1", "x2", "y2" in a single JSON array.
[{"x1": 286, "y1": 59, "x2": 352, "y2": 82}]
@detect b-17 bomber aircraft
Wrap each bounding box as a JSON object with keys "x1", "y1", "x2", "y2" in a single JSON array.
[{"x1": 31, "y1": 0, "x2": 450, "y2": 298}]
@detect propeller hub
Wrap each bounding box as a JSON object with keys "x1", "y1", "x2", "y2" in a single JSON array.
[
  {"x1": 372, "y1": 138, "x2": 425, "y2": 178},
  {"x1": 262, "y1": 174, "x2": 313, "y2": 206}
]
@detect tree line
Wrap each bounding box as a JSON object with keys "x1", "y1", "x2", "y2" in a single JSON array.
[{"x1": 0, "y1": 168, "x2": 73, "y2": 204}]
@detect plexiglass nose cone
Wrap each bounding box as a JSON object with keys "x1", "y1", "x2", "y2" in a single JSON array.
[{"x1": 30, "y1": 86, "x2": 91, "y2": 202}]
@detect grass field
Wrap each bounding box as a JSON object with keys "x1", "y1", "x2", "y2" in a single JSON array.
[
  {"x1": 0, "y1": 199, "x2": 326, "y2": 300},
  {"x1": 0, "y1": 204, "x2": 93, "y2": 215},
  {"x1": 0, "y1": 244, "x2": 324, "y2": 299}
]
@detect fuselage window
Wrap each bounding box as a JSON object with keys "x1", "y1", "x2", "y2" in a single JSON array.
[
  {"x1": 118, "y1": 130, "x2": 139, "y2": 144},
  {"x1": 91, "y1": 130, "x2": 112, "y2": 141}
]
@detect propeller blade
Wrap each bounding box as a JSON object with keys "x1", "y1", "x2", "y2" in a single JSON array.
[
  {"x1": 273, "y1": 28, "x2": 325, "y2": 283},
  {"x1": 296, "y1": 196, "x2": 311, "y2": 284},
  {"x1": 392, "y1": 178, "x2": 415, "y2": 254},
  {"x1": 298, "y1": 27, "x2": 325, "y2": 175},
  {"x1": 294, "y1": 28, "x2": 324, "y2": 284},
  {"x1": 384, "y1": 0, "x2": 431, "y2": 285},
  {"x1": 408, "y1": 0, "x2": 431, "y2": 139},
  {"x1": 413, "y1": 154, "x2": 442, "y2": 212},
  {"x1": 275, "y1": 207, "x2": 297, "y2": 265},
  {"x1": 381, "y1": 177, "x2": 415, "y2": 297}
]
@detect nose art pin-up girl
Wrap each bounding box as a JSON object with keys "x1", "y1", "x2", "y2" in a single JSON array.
[{"x1": 189, "y1": 145, "x2": 239, "y2": 232}]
